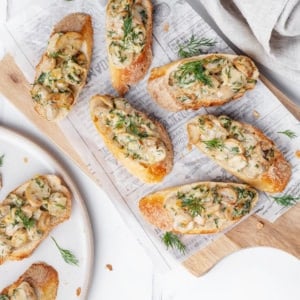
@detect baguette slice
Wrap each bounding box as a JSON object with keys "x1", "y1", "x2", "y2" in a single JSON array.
[
  {"x1": 90, "y1": 94, "x2": 173, "y2": 183},
  {"x1": 0, "y1": 262, "x2": 58, "y2": 300},
  {"x1": 148, "y1": 54, "x2": 259, "y2": 111},
  {"x1": 30, "y1": 13, "x2": 93, "y2": 121},
  {"x1": 187, "y1": 114, "x2": 291, "y2": 193},
  {"x1": 0, "y1": 175, "x2": 71, "y2": 265},
  {"x1": 106, "y1": 0, "x2": 153, "y2": 95},
  {"x1": 139, "y1": 181, "x2": 258, "y2": 234}
]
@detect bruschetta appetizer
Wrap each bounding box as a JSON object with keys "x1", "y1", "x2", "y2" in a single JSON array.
[
  {"x1": 139, "y1": 181, "x2": 258, "y2": 234},
  {"x1": 187, "y1": 114, "x2": 291, "y2": 193},
  {"x1": 0, "y1": 262, "x2": 58, "y2": 300},
  {"x1": 30, "y1": 13, "x2": 93, "y2": 121},
  {"x1": 90, "y1": 94, "x2": 173, "y2": 183},
  {"x1": 106, "y1": 0, "x2": 153, "y2": 95},
  {"x1": 0, "y1": 175, "x2": 71, "y2": 265},
  {"x1": 148, "y1": 54, "x2": 259, "y2": 111}
]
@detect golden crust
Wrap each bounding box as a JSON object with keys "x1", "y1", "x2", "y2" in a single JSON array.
[
  {"x1": 106, "y1": 0, "x2": 153, "y2": 95},
  {"x1": 0, "y1": 262, "x2": 58, "y2": 300},
  {"x1": 187, "y1": 115, "x2": 291, "y2": 193},
  {"x1": 148, "y1": 54, "x2": 259, "y2": 112},
  {"x1": 0, "y1": 175, "x2": 72, "y2": 265},
  {"x1": 90, "y1": 94, "x2": 173, "y2": 183},
  {"x1": 33, "y1": 13, "x2": 93, "y2": 121},
  {"x1": 139, "y1": 181, "x2": 259, "y2": 234}
]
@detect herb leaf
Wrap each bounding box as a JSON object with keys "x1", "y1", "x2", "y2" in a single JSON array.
[
  {"x1": 15, "y1": 208, "x2": 35, "y2": 229},
  {"x1": 162, "y1": 232, "x2": 186, "y2": 253},
  {"x1": 272, "y1": 195, "x2": 300, "y2": 206},
  {"x1": 0, "y1": 154, "x2": 4, "y2": 167},
  {"x1": 174, "y1": 61, "x2": 212, "y2": 87},
  {"x1": 202, "y1": 138, "x2": 224, "y2": 150},
  {"x1": 278, "y1": 130, "x2": 297, "y2": 139},
  {"x1": 51, "y1": 236, "x2": 79, "y2": 266},
  {"x1": 177, "y1": 192, "x2": 205, "y2": 217},
  {"x1": 178, "y1": 35, "x2": 216, "y2": 58}
]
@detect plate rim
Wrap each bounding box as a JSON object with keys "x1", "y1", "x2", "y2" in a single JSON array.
[{"x1": 0, "y1": 125, "x2": 94, "y2": 299}]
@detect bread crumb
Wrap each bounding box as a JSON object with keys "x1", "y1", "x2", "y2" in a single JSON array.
[
  {"x1": 253, "y1": 110, "x2": 260, "y2": 119},
  {"x1": 256, "y1": 221, "x2": 264, "y2": 229},
  {"x1": 163, "y1": 22, "x2": 169, "y2": 32},
  {"x1": 76, "y1": 287, "x2": 81, "y2": 296},
  {"x1": 23, "y1": 157, "x2": 29, "y2": 163},
  {"x1": 106, "y1": 264, "x2": 113, "y2": 271},
  {"x1": 295, "y1": 150, "x2": 300, "y2": 159}
]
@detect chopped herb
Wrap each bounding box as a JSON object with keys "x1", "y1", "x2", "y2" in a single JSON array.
[
  {"x1": 123, "y1": 15, "x2": 133, "y2": 40},
  {"x1": 219, "y1": 116, "x2": 232, "y2": 129},
  {"x1": 178, "y1": 35, "x2": 216, "y2": 58},
  {"x1": 15, "y1": 208, "x2": 35, "y2": 229},
  {"x1": 214, "y1": 218, "x2": 219, "y2": 228},
  {"x1": 37, "y1": 72, "x2": 47, "y2": 84},
  {"x1": 278, "y1": 130, "x2": 297, "y2": 139},
  {"x1": 177, "y1": 192, "x2": 205, "y2": 217},
  {"x1": 232, "y1": 199, "x2": 252, "y2": 218},
  {"x1": 230, "y1": 146, "x2": 240, "y2": 154},
  {"x1": 235, "y1": 187, "x2": 256, "y2": 201},
  {"x1": 202, "y1": 138, "x2": 224, "y2": 150},
  {"x1": 0, "y1": 295, "x2": 9, "y2": 300},
  {"x1": 174, "y1": 60, "x2": 212, "y2": 87},
  {"x1": 48, "y1": 50, "x2": 62, "y2": 58},
  {"x1": 51, "y1": 236, "x2": 79, "y2": 266},
  {"x1": 162, "y1": 232, "x2": 186, "y2": 253},
  {"x1": 0, "y1": 154, "x2": 4, "y2": 167},
  {"x1": 272, "y1": 195, "x2": 300, "y2": 206}
]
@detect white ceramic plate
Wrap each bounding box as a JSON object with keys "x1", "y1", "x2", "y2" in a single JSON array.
[{"x1": 0, "y1": 126, "x2": 93, "y2": 299}]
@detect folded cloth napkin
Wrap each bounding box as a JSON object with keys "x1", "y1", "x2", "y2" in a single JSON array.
[{"x1": 199, "y1": 0, "x2": 300, "y2": 82}]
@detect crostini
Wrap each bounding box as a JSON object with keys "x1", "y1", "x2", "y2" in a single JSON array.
[
  {"x1": 187, "y1": 114, "x2": 291, "y2": 193},
  {"x1": 139, "y1": 181, "x2": 258, "y2": 234},
  {"x1": 106, "y1": 0, "x2": 153, "y2": 95},
  {"x1": 148, "y1": 54, "x2": 259, "y2": 111},
  {"x1": 90, "y1": 94, "x2": 173, "y2": 183},
  {"x1": 30, "y1": 13, "x2": 93, "y2": 121},
  {"x1": 0, "y1": 262, "x2": 58, "y2": 300},
  {"x1": 0, "y1": 175, "x2": 71, "y2": 265}
]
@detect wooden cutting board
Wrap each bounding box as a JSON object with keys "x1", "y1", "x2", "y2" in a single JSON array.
[{"x1": 0, "y1": 54, "x2": 299, "y2": 276}]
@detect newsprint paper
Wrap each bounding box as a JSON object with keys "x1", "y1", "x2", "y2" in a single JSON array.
[{"x1": 3, "y1": 0, "x2": 300, "y2": 270}]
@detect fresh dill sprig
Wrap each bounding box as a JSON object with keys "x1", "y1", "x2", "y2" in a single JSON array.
[
  {"x1": 51, "y1": 237, "x2": 79, "y2": 266},
  {"x1": 178, "y1": 35, "x2": 216, "y2": 58},
  {"x1": 278, "y1": 130, "x2": 297, "y2": 139},
  {"x1": 162, "y1": 232, "x2": 186, "y2": 253},
  {"x1": 175, "y1": 61, "x2": 212, "y2": 87},
  {"x1": 177, "y1": 192, "x2": 205, "y2": 217},
  {"x1": 202, "y1": 138, "x2": 224, "y2": 150},
  {"x1": 0, "y1": 154, "x2": 4, "y2": 167},
  {"x1": 272, "y1": 195, "x2": 300, "y2": 206}
]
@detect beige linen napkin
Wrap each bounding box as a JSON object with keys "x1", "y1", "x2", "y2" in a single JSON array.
[{"x1": 199, "y1": 0, "x2": 300, "y2": 82}]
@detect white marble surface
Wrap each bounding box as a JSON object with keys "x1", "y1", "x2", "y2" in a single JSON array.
[{"x1": 0, "y1": 1, "x2": 300, "y2": 299}]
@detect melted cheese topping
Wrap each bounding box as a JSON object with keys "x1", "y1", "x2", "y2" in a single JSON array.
[
  {"x1": 164, "y1": 183, "x2": 257, "y2": 233},
  {"x1": 168, "y1": 55, "x2": 257, "y2": 106},
  {"x1": 0, "y1": 175, "x2": 69, "y2": 259},
  {"x1": 30, "y1": 32, "x2": 88, "y2": 120},
  {"x1": 94, "y1": 97, "x2": 167, "y2": 164},
  {"x1": 106, "y1": 0, "x2": 148, "y2": 67},
  {"x1": 188, "y1": 115, "x2": 275, "y2": 178}
]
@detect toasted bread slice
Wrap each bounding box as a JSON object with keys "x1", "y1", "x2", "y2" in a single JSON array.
[
  {"x1": 0, "y1": 175, "x2": 71, "y2": 265},
  {"x1": 148, "y1": 54, "x2": 259, "y2": 111},
  {"x1": 139, "y1": 181, "x2": 258, "y2": 234},
  {"x1": 0, "y1": 262, "x2": 58, "y2": 300},
  {"x1": 90, "y1": 94, "x2": 173, "y2": 183},
  {"x1": 187, "y1": 114, "x2": 291, "y2": 193},
  {"x1": 106, "y1": 0, "x2": 153, "y2": 95},
  {"x1": 30, "y1": 13, "x2": 93, "y2": 121}
]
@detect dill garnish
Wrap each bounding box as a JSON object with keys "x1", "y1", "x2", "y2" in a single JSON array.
[
  {"x1": 174, "y1": 61, "x2": 212, "y2": 87},
  {"x1": 15, "y1": 209, "x2": 35, "y2": 229},
  {"x1": 51, "y1": 237, "x2": 79, "y2": 266},
  {"x1": 177, "y1": 192, "x2": 205, "y2": 217},
  {"x1": 162, "y1": 232, "x2": 186, "y2": 253},
  {"x1": 278, "y1": 130, "x2": 297, "y2": 139},
  {"x1": 202, "y1": 138, "x2": 224, "y2": 150},
  {"x1": 272, "y1": 195, "x2": 300, "y2": 206},
  {"x1": 178, "y1": 35, "x2": 216, "y2": 58}
]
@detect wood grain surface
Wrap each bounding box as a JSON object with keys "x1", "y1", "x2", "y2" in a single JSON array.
[{"x1": 1, "y1": 54, "x2": 299, "y2": 276}]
